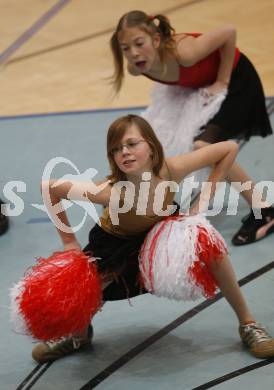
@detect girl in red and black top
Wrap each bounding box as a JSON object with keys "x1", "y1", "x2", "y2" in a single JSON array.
[{"x1": 110, "y1": 10, "x2": 274, "y2": 246}]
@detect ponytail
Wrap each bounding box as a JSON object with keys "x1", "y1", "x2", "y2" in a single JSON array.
[
  {"x1": 110, "y1": 31, "x2": 124, "y2": 94},
  {"x1": 152, "y1": 14, "x2": 175, "y2": 40},
  {"x1": 151, "y1": 14, "x2": 176, "y2": 63}
]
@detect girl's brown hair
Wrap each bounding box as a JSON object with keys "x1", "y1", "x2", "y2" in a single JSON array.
[
  {"x1": 107, "y1": 114, "x2": 164, "y2": 183},
  {"x1": 110, "y1": 10, "x2": 176, "y2": 93}
]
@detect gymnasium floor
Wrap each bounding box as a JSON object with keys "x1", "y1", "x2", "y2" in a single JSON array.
[{"x1": 0, "y1": 1, "x2": 274, "y2": 389}]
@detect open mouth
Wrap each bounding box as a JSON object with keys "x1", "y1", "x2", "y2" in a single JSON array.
[
  {"x1": 123, "y1": 159, "x2": 136, "y2": 166},
  {"x1": 135, "y1": 61, "x2": 147, "y2": 69}
]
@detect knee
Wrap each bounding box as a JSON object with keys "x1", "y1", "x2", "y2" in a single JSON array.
[{"x1": 193, "y1": 140, "x2": 208, "y2": 150}]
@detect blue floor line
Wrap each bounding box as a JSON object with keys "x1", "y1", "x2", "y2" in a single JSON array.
[
  {"x1": 0, "y1": 0, "x2": 71, "y2": 65},
  {"x1": 0, "y1": 106, "x2": 146, "y2": 121}
]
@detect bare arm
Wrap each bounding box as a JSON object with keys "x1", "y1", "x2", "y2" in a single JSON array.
[
  {"x1": 176, "y1": 25, "x2": 237, "y2": 88},
  {"x1": 167, "y1": 141, "x2": 239, "y2": 213},
  {"x1": 41, "y1": 179, "x2": 111, "y2": 249}
]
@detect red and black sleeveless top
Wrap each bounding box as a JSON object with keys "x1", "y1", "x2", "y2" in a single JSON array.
[{"x1": 143, "y1": 33, "x2": 240, "y2": 88}]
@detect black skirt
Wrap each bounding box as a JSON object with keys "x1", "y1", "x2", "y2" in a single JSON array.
[
  {"x1": 195, "y1": 53, "x2": 273, "y2": 143},
  {"x1": 84, "y1": 203, "x2": 180, "y2": 301},
  {"x1": 83, "y1": 224, "x2": 148, "y2": 301}
]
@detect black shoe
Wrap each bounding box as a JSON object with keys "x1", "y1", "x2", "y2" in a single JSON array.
[
  {"x1": 232, "y1": 206, "x2": 274, "y2": 246},
  {"x1": 0, "y1": 199, "x2": 9, "y2": 236}
]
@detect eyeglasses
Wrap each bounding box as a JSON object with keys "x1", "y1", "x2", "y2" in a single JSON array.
[{"x1": 110, "y1": 139, "x2": 147, "y2": 156}]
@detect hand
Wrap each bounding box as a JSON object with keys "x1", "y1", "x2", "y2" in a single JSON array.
[
  {"x1": 204, "y1": 80, "x2": 228, "y2": 96},
  {"x1": 63, "y1": 240, "x2": 82, "y2": 252}
]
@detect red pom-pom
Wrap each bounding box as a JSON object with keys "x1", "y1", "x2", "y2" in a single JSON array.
[{"x1": 11, "y1": 250, "x2": 102, "y2": 341}]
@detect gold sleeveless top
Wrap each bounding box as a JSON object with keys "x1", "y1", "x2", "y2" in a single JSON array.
[{"x1": 100, "y1": 163, "x2": 177, "y2": 237}]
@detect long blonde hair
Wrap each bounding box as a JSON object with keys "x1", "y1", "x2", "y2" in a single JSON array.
[
  {"x1": 110, "y1": 10, "x2": 176, "y2": 93},
  {"x1": 107, "y1": 114, "x2": 164, "y2": 183}
]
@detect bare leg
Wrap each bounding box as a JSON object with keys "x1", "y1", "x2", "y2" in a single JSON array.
[
  {"x1": 209, "y1": 255, "x2": 274, "y2": 359},
  {"x1": 209, "y1": 255, "x2": 255, "y2": 325},
  {"x1": 74, "y1": 278, "x2": 112, "y2": 337}
]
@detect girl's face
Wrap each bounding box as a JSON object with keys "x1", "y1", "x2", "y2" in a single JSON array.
[
  {"x1": 119, "y1": 26, "x2": 160, "y2": 72},
  {"x1": 112, "y1": 124, "x2": 153, "y2": 177}
]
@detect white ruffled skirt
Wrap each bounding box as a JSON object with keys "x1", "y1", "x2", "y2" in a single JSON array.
[
  {"x1": 141, "y1": 84, "x2": 227, "y2": 187},
  {"x1": 141, "y1": 83, "x2": 227, "y2": 157}
]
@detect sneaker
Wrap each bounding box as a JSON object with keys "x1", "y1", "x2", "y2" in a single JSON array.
[
  {"x1": 239, "y1": 322, "x2": 274, "y2": 358},
  {"x1": 32, "y1": 325, "x2": 93, "y2": 363}
]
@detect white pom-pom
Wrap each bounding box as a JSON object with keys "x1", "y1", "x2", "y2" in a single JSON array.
[{"x1": 139, "y1": 214, "x2": 227, "y2": 301}]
